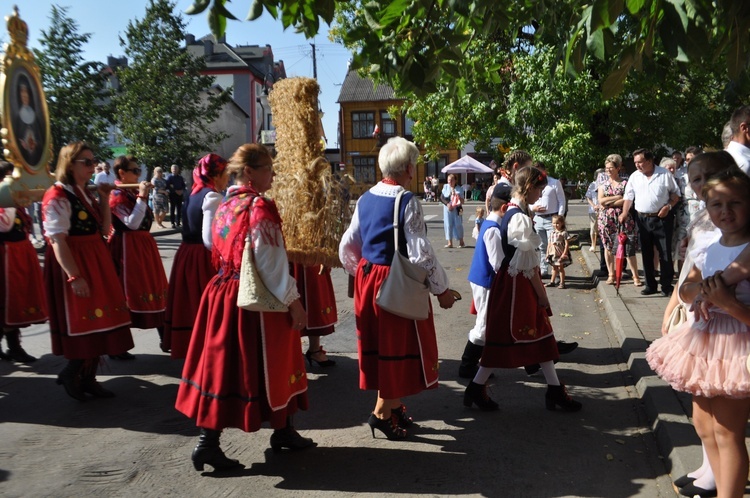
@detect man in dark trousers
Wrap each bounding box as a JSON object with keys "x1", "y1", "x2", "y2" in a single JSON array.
[{"x1": 166, "y1": 164, "x2": 186, "y2": 228}]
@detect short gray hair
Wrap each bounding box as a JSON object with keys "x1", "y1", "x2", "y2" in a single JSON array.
[
  {"x1": 378, "y1": 137, "x2": 419, "y2": 178},
  {"x1": 659, "y1": 158, "x2": 677, "y2": 169},
  {"x1": 721, "y1": 121, "x2": 733, "y2": 148},
  {"x1": 604, "y1": 154, "x2": 622, "y2": 168}
]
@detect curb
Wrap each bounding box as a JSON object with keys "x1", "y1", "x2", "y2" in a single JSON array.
[{"x1": 579, "y1": 243, "x2": 701, "y2": 480}]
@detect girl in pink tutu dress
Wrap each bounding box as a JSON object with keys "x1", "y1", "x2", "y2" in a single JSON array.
[{"x1": 647, "y1": 166, "x2": 750, "y2": 498}]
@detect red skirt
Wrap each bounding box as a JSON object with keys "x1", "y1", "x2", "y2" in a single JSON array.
[
  {"x1": 109, "y1": 230, "x2": 168, "y2": 329},
  {"x1": 291, "y1": 263, "x2": 337, "y2": 337},
  {"x1": 44, "y1": 235, "x2": 133, "y2": 359},
  {"x1": 354, "y1": 260, "x2": 439, "y2": 399},
  {"x1": 1, "y1": 239, "x2": 47, "y2": 327},
  {"x1": 175, "y1": 272, "x2": 309, "y2": 432},
  {"x1": 481, "y1": 267, "x2": 559, "y2": 368},
  {"x1": 163, "y1": 242, "x2": 216, "y2": 358}
]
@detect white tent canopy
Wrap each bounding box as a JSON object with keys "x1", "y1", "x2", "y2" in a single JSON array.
[{"x1": 441, "y1": 155, "x2": 494, "y2": 174}]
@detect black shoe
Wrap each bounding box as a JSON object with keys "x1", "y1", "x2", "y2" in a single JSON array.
[
  {"x1": 557, "y1": 341, "x2": 578, "y2": 355},
  {"x1": 545, "y1": 384, "x2": 582, "y2": 412},
  {"x1": 661, "y1": 288, "x2": 673, "y2": 297},
  {"x1": 678, "y1": 483, "x2": 717, "y2": 497},
  {"x1": 673, "y1": 475, "x2": 695, "y2": 488},
  {"x1": 270, "y1": 426, "x2": 317, "y2": 452},
  {"x1": 192, "y1": 428, "x2": 243, "y2": 471},
  {"x1": 81, "y1": 378, "x2": 115, "y2": 398},
  {"x1": 56, "y1": 361, "x2": 87, "y2": 402},
  {"x1": 524, "y1": 364, "x2": 541, "y2": 376},
  {"x1": 108, "y1": 352, "x2": 136, "y2": 360},
  {"x1": 463, "y1": 381, "x2": 499, "y2": 411},
  {"x1": 305, "y1": 349, "x2": 336, "y2": 368},
  {"x1": 391, "y1": 404, "x2": 414, "y2": 428},
  {"x1": 0, "y1": 350, "x2": 10, "y2": 361},
  {"x1": 367, "y1": 413, "x2": 407, "y2": 440},
  {"x1": 6, "y1": 347, "x2": 37, "y2": 363},
  {"x1": 640, "y1": 287, "x2": 658, "y2": 296}
]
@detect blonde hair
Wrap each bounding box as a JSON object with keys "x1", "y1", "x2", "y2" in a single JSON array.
[
  {"x1": 475, "y1": 207, "x2": 485, "y2": 218},
  {"x1": 55, "y1": 142, "x2": 93, "y2": 184},
  {"x1": 512, "y1": 165, "x2": 547, "y2": 199},
  {"x1": 552, "y1": 214, "x2": 566, "y2": 230},
  {"x1": 227, "y1": 143, "x2": 273, "y2": 182},
  {"x1": 604, "y1": 154, "x2": 622, "y2": 168}
]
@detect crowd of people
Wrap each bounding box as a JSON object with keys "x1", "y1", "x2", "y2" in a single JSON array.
[{"x1": 3, "y1": 104, "x2": 750, "y2": 496}]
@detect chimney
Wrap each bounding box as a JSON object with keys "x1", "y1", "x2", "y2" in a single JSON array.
[
  {"x1": 203, "y1": 39, "x2": 213, "y2": 56},
  {"x1": 185, "y1": 34, "x2": 195, "y2": 46}
]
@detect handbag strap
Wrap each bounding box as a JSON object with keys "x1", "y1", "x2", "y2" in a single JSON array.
[{"x1": 391, "y1": 189, "x2": 405, "y2": 252}]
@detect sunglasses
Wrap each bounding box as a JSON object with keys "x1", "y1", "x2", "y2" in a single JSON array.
[
  {"x1": 127, "y1": 167, "x2": 142, "y2": 175},
  {"x1": 74, "y1": 158, "x2": 99, "y2": 167}
]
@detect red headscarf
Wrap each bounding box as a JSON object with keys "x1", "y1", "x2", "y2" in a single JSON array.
[{"x1": 191, "y1": 153, "x2": 227, "y2": 194}]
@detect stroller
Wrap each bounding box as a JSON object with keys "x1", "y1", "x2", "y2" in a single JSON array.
[{"x1": 424, "y1": 181, "x2": 436, "y2": 202}]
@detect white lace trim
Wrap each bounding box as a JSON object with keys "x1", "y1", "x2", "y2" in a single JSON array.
[
  {"x1": 508, "y1": 266, "x2": 538, "y2": 279},
  {"x1": 369, "y1": 182, "x2": 402, "y2": 197}
]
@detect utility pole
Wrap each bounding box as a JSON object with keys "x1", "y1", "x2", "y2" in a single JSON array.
[{"x1": 310, "y1": 42, "x2": 317, "y2": 79}]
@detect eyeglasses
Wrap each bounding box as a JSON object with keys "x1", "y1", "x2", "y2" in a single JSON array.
[
  {"x1": 74, "y1": 158, "x2": 98, "y2": 167},
  {"x1": 127, "y1": 168, "x2": 142, "y2": 175}
]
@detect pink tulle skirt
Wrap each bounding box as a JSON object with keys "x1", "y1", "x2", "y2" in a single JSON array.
[{"x1": 646, "y1": 312, "x2": 750, "y2": 399}]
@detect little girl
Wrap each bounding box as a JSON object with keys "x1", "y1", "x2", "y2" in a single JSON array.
[
  {"x1": 472, "y1": 207, "x2": 486, "y2": 240},
  {"x1": 545, "y1": 215, "x2": 572, "y2": 289},
  {"x1": 647, "y1": 166, "x2": 750, "y2": 498},
  {"x1": 464, "y1": 165, "x2": 581, "y2": 413}
]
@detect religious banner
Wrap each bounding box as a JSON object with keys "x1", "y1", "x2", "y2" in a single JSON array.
[{"x1": 0, "y1": 7, "x2": 53, "y2": 208}]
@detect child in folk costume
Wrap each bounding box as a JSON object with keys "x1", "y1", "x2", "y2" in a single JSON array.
[
  {"x1": 163, "y1": 154, "x2": 228, "y2": 358},
  {"x1": 647, "y1": 167, "x2": 750, "y2": 498},
  {"x1": 293, "y1": 263, "x2": 338, "y2": 368},
  {"x1": 545, "y1": 215, "x2": 573, "y2": 289},
  {"x1": 43, "y1": 142, "x2": 133, "y2": 401},
  {"x1": 464, "y1": 166, "x2": 582, "y2": 412},
  {"x1": 108, "y1": 155, "x2": 169, "y2": 357},
  {"x1": 0, "y1": 161, "x2": 47, "y2": 363},
  {"x1": 458, "y1": 184, "x2": 512, "y2": 380}
]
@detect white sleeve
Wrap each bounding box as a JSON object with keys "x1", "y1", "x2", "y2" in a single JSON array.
[
  {"x1": 113, "y1": 198, "x2": 147, "y2": 230},
  {"x1": 201, "y1": 191, "x2": 223, "y2": 249},
  {"x1": 484, "y1": 226, "x2": 505, "y2": 272},
  {"x1": 252, "y1": 218, "x2": 300, "y2": 306},
  {"x1": 403, "y1": 195, "x2": 449, "y2": 294},
  {"x1": 338, "y1": 200, "x2": 363, "y2": 276},
  {"x1": 0, "y1": 208, "x2": 16, "y2": 233},
  {"x1": 507, "y1": 214, "x2": 542, "y2": 278},
  {"x1": 554, "y1": 180, "x2": 567, "y2": 215},
  {"x1": 43, "y1": 197, "x2": 72, "y2": 237},
  {"x1": 623, "y1": 178, "x2": 636, "y2": 201}
]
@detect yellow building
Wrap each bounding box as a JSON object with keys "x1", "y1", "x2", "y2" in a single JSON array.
[{"x1": 337, "y1": 70, "x2": 459, "y2": 197}]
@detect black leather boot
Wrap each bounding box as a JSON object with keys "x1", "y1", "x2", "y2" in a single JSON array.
[
  {"x1": 80, "y1": 358, "x2": 115, "y2": 398},
  {"x1": 458, "y1": 341, "x2": 484, "y2": 379},
  {"x1": 270, "y1": 418, "x2": 316, "y2": 452},
  {"x1": 191, "y1": 428, "x2": 242, "y2": 471},
  {"x1": 463, "y1": 381, "x2": 499, "y2": 411},
  {"x1": 4, "y1": 329, "x2": 37, "y2": 363},
  {"x1": 56, "y1": 359, "x2": 87, "y2": 401},
  {"x1": 545, "y1": 384, "x2": 582, "y2": 412}
]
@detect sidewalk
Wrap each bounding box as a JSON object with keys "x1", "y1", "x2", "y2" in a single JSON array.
[{"x1": 564, "y1": 201, "x2": 702, "y2": 481}]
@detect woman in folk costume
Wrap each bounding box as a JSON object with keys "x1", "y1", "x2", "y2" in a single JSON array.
[
  {"x1": 465, "y1": 165, "x2": 582, "y2": 412},
  {"x1": 42, "y1": 142, "x2": 133, "y2": 401},
  {"x1": 108, "y1": 155, "x2": 169, "y2": 357},
  {"x1": 293, "y1": 263, "x2": 338, "y2": 368},
  {"x1": 176, "y1": 144, "x2": 314, "y2": 473},
  {"x1": 339, "y1": 137, "x2": 456, "y2": 440},
  {"x1": 0, "y1": 161, "x2": 47, "y2": 363},
  {"x1": 163, "y1": 153, "x2": 228, "y2": 358}
]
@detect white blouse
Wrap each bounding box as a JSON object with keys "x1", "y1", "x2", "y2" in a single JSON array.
[
  {"x1": 507, "y1": 197, "x2": 542, "y2": 279},
  {"x1": 43, "y1": 183, "x2": 98, "y2": 237},
  {"x1": 339, "y1": 182, "x2": 450, "y2": 295},
  {"x1": 0, "y1": 207, "x2": 16, "y2": 233},
  {"x1": 202, "y1": 191, "x2": 223, "y2": 249}
]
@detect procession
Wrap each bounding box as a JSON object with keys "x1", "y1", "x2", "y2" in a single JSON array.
[{"x1": 3, "y1": 1, "x2": 750, "y2": 497}]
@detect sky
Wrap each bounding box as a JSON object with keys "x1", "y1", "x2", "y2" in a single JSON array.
[{"x1": 13, "y1": 0, "x2": 352, "y2": 148}]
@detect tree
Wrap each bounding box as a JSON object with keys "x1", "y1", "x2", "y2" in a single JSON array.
[
  {"x1": 33, "y1": 5, "x2": 111, "y2": 163},
  {"x1": 116, "y1": 0, "x2": 229, "y2": 170},
  {"x1": 185, "y1": 0, "x2": 750, "y2": 99}
]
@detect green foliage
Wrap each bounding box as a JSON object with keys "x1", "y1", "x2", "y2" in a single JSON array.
[
  {"x1": 115, "y1": 0, "x2": 230, "y2": 171},
  {"x1": 187, "y1": 0, "x2": 750, "y2": 100},
  {"x1": 33, "y1": 6, "x2": 112, "y2": 164}
]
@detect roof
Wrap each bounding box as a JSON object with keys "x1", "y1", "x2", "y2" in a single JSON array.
[{"x1": 337, "y1": 69, "x2": 400, "y2": 103}]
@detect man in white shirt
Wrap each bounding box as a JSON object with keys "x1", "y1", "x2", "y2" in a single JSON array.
[
  {"x1": 530, "y1": 161, "x2": 566, "y2": 277},
  {"x1": 726, "y1": 105, "x2": 750, "y2": 175},
  {"x1": 94, "y1": 161, "x2": 115, "y2": 185},
  {"x1": 619, "y1": 148, "x2": 680, "y2": 297}
]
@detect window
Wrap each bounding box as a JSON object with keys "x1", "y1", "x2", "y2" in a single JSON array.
[
  {"x1": 404, "y1": 115, "x2": 415, "y2": 139},
  {"x1": 353, "y1": 156, "x2": 377, "y2": 183},
  {"x1": 426, "y1": 156, "x2": 448, "y2": 179},
  {"x1": 380, "y1": 111, "x2": 396, "y2": 138},
  {"x1": 352, "y1": 112, "x2": 375, "y2": 139}
]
